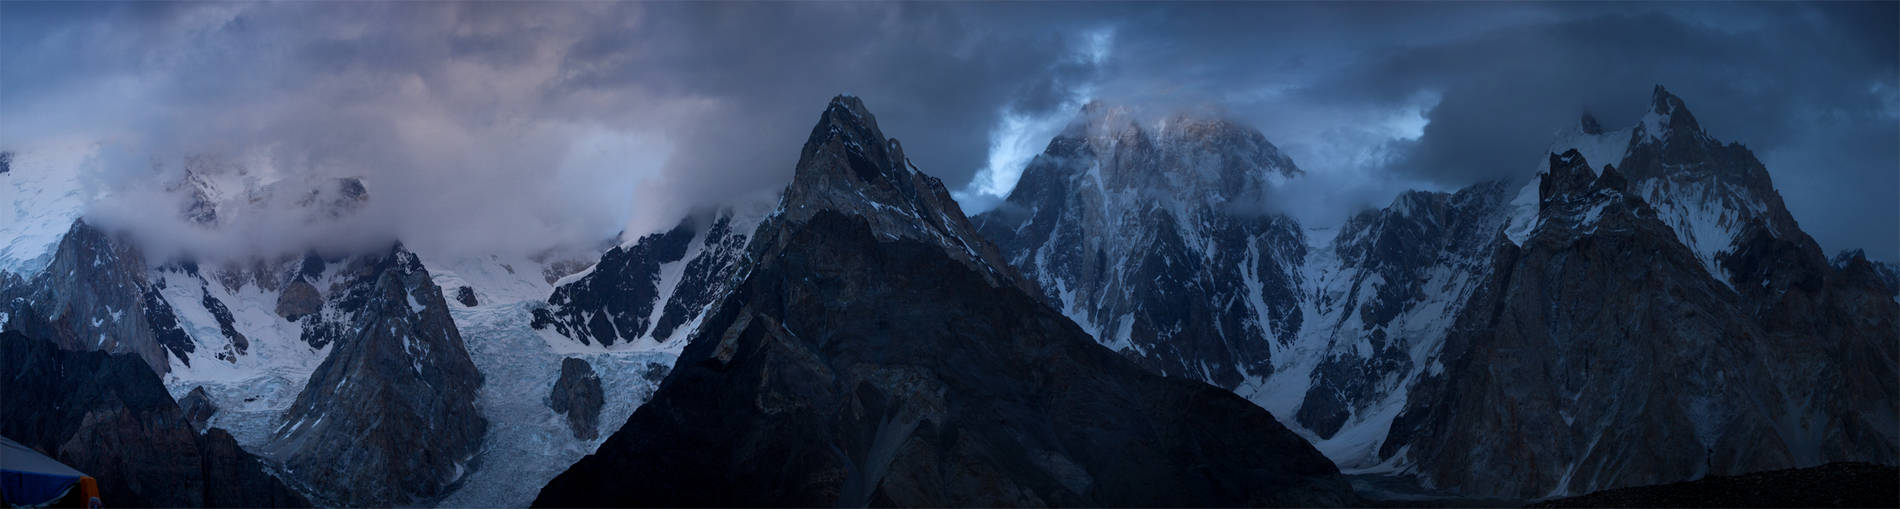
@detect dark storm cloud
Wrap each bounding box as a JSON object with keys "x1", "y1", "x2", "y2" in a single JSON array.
[
  {"x1": 2, "y1": 2, "x2": 1892, "y2": 260},
  {"x1": 0, "y1": 1, "x2": 1118, "y2": 257},
  {"x1": 542, "y1": 2, "x2": 1115, "y2": 229}
]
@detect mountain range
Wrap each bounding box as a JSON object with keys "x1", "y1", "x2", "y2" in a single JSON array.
[{"x1": 2, "y1": 87, "x2": 1893, "y2": 506}]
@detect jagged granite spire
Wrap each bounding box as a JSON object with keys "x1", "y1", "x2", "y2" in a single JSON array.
[{"x1": 767, "y1": 95, "x2": 1030, "y2": 293}]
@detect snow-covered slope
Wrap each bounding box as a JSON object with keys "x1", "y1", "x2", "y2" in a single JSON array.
[
  {"x1": 417, "y1": 251, "x2": 674, "y2": 508},
  {"x1": 1250, "y1": 182, "x2": 1512, "y2": 471},
  {"x1": 157, "y1": 259, "x2": 337, "y2": 450},
  {"x1": 0, "y1": 143, "x2": 99, "y2": 278}
]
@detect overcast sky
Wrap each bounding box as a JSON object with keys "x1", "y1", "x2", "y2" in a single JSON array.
[{"x1": 2, "y1": 1, "x2": 1894, "y2": 260}]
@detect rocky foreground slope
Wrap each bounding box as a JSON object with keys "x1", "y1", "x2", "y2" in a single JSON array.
[
  {"x1": 1532, "y1": 462, "x2": 1899, "y2": 508},
  {"x1": 0, "y1": 330, "x2": 308, "y2": 507}
]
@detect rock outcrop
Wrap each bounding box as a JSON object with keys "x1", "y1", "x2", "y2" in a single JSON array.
[
  {"x1": 179, "y1": 386, "x2": 219, "y2": 432},
  {"x1": 547, "y1": 357, "x2": 604, "y2": 440}
]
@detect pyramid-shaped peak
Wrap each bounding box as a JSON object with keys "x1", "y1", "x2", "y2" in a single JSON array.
[
  {"x1": 823, "y1": 95, "x2": 877, "y2": 127},
  {"x1": 1639, "y1": 84, "x2": 1704, "y2": 142},
  {"x1": 1650, "y1": 85, "x2": 1680, "y2": 113},
  {"x1": 775, "y1": 96, "x2": 1028, "y2": 292},
  {"x1": 796, "y1": 95, "x2": 905, "y2": 186}
]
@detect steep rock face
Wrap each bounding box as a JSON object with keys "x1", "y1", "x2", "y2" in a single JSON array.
[
  {"x1": 180, "y1": 386, "x2": 219, "y2": 431},
  {"x1": 0, "y1": 330, "x2": 308, "y2": 507},
  {"x1": 0, "y1": 220, "x2": 192, "y2": 374},
  {"x1": 974, "y1": 102, "x2": 1307, "y2": 391},
  {"x1": 275, "y1": 277, "x2": 322, "y2": 319},
  {"x1": 1283, "y1": 182, "x2": 1513, "y2": 448},
  {"x1": 535, "y1": 96, "x2": 1355, "y2": 507},
  {"x1": 1383, "y1": 151, "x2": 1898, "y2": 498},
  {"x1": 267, "y1": 244, "x2": 487, "y2": 507},
  {"x1": 547, "y1": 357, "x2": 605, "y2": 440},
  {"x1": 534, "y1": 206, "x2": 770, "y2": 350},
  {"x1": 1719, "y1": 225, "x2": 1900, "y2": 471}
]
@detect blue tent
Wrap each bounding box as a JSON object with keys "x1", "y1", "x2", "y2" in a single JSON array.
[{"x1": 1, "y1": 435, "x2": 98, "y2": 508}]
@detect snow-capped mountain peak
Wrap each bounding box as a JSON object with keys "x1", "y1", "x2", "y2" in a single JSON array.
[
  {"x1": 164, "y1": 158, "x2": 371, "y2": 231},
  {"x1": 974, "y1": 102, "x2": 1311, "y2": 393}
]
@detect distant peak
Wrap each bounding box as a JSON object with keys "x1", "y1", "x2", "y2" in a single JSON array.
[
  {"x1": 827, "y1": 94, "x2": 871, "y2": 119},
  {"x1": 1638, "y1": 84, "x2": 1704, "y2": 143},
  {"x1": 1650, "y1": 85, "x2": 1675, "y2": 112},
  {"x1": 1833, "y1": 248, "x2": 1870, "y2": 264},
  {"x1": 1579, "y1": 111, "x2": 1604, "y2": 135},
  {"x1": 1065, "y1": 100, "x2": 1139, "y2": 137},
  {"x1": 1539, "y1": 149, "x2": 1599, "y2": 203}
]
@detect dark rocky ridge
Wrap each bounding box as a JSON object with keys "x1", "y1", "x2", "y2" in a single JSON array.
[
  {"x1": 548, "y1": 357, "x2": 604, "y2": 440},
  {"x1": 535, "y1": 205, "x2": 769, "y2": 349},
  {"x1": 1382, "y1": 150, "x2": 1899, "y2": 498},
  {"x1": 0, "y1": 330, "x2": 309, "y2": 507},
  {"x1": 1530, "y1": 462, "x2": 1899, "y2": 508},
  {"x1": 533, "y1": 221, "x2": 697, "y2": 347},
  {"x1": 268, "y1": 244, "x2": 487, "y2": 507},
  {"x1": 201, "y1": 288, "x2": 249, "y2": 361},
  {"x1": 535, "y1": 96, "x2": 1357, "y2": 507}
]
